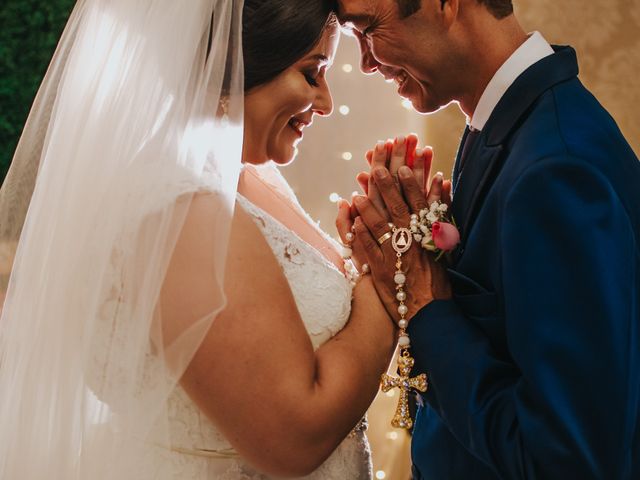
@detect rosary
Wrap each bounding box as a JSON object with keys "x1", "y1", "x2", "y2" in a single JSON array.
[
  {"x1": 379, "y1": 220, "x2": 428, "y2": 430},
  {"x1": 343, "y1": 211, "x2": 442, "y2": 429}
]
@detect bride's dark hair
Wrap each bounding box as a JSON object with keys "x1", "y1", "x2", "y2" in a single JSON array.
[{"x1": 242, "y1": 0, "x2": 338, "y2": 91}]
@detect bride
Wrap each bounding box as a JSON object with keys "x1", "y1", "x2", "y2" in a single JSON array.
[{"x1": 0, "y1": 0, "x2": 432, "y2": 478}]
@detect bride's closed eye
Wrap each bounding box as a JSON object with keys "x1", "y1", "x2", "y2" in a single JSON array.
[
  {"x1": 304, "y1": 70, "x2": 321, "y2": 87},
  {"x1": 304, "y1": 66, "x2": 326, "y2": 87}
]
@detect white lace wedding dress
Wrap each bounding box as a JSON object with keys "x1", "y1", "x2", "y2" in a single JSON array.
[{"x1": 123, "y1": 166, "x2": 373, "y2": 479}]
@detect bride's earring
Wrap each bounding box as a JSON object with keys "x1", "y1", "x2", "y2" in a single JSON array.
[{"x1": 218, "y1": 96, "x2": 230, "y2": 126}]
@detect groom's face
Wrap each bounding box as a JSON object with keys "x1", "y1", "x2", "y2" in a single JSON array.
[{"x1": 338, "y1": 0, "x2": 462, "y2": 113}]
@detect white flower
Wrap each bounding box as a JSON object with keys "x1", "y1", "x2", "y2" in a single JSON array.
[
  {"x1": 422, "y1": 236, "x2": 436, "y2": 251},
  {"x1": 438, "y1": 203, "x2": 448, "y2": 213},
  {"x1": 419, "y1": 224, "x2": 430, "y2": 235},
  {"x1": 429, "y1": 202, "x2": 439, "y2": 213},
  {"x1": 427, "y1": 212, "x2": 438, "y2": 224},
  {"x1": 413, "y1": 233, "x2": 423, "y2": 242}
]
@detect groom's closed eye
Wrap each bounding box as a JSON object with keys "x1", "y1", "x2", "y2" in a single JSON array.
[{"x1": 339, "y1": 13, "x2": 376, "y2": 35}]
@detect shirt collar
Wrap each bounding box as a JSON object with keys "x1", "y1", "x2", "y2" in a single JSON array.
[{"x1": 469, "y1": 31, "x2": 554, "y2": 132}]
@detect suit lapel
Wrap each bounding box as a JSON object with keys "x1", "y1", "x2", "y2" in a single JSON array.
[
  {"x1": 452, "y1": 126, "x2": 470, "y2": 193},
  {"x1": 450, "y1": 46, "x2": 579, "y2": 262},
  {"x1": 451, "y1": 140, "x2": 503, "y2": 246}
]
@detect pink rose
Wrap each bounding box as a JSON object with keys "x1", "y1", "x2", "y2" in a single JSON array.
[{"x1": 432, "y1": 222, "x2": 460, "y2": 251}]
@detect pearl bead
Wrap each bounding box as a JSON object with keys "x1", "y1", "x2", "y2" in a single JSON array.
[
  {"x1": 345, "y1": 232, "x2": 355, "y2": 242},
  {"x1": 410, "y1": 214, "x2": 418, "y2": 220},
  {"x1": 361, "y1": 263, "x2": 370, "y2": 273},
  {"x1": 398, "y1": 305, "x2": 408, "y2": 316},
  {"x1": 394, "y1": 273, "x2": 406, "y2": 285},
  {"x1": 410, "y1": 219, "x2": 419, "y2": 227},
  {"x1": 396, "y1": 291, "x2": 406, "y2": 301},
  {"x1": 398, "y1": 335, "x2": 411, "y2": 347},
  {"x1": 398, "y1": 319, "x2": 408, "y2": 329},
  {"x1": 341, "y1": 246, "x2": 352, "y2": 258}
]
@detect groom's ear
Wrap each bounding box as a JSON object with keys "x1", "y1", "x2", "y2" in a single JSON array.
[{"x1": 439, "y1": 0, "x2": 460, "y2": 29}]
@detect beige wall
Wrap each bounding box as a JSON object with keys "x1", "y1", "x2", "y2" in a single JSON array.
[{"x1": 427, "y1": 0, "x2": 640, "y2": 175}]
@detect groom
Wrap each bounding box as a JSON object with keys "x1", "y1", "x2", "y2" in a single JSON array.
[{"x1": 337, "y1": 0, "x2": 640, "y2": 478}]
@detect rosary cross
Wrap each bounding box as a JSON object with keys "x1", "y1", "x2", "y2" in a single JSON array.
[{"x1": 381, "y1": 353, "x2": 428, "y2": 429}]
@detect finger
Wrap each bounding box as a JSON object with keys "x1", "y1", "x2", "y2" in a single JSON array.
[
  {"x1": 371, "y1": 167, "x2": 411, "y2": 227},
  {"x1": 389, "y1": 136, "x2": 408, "y2": 178},
  {"x1": 426, "y1": 172, "x2": 444, "y2": 206},
  {"x1": 371, "y1": 141, "x2": 388, "y2": 169},
  {"x1": 365, "y1": 149, "x2": 373, "y2": 167},
  {"x1": 368, "y1": 170, "x2": 391, "y2": 221},
  {"x1": 356, "y1": 171, "x2": 370, "y2": 194},
  {"x1": 352, "y1": 216, "x2": 384, "y2": 265},
  {"x1": 353, "y1": 195, "x2": 393, "y2": 240},
  {"x1": 335, "y1": 199, "x2": 354, "y2": 244},
  {"x1": 398, "y1": 166, "x2": 428, "y2": 214},
  {"x1": 412, "y1": 149, "x2": 425, "y2": 193},
  {"x1": 442, "y1": 180, "x2": 453, "y2": 207},
  {"x1": 422, "y1": 146, "x2": 434, "y2": 192},
  {"x1": 405, "y1": 133, "x2": 419, "y2": 168},
  {"x1": 350, "y1": 191, "x2": 359, "y2": 220}
]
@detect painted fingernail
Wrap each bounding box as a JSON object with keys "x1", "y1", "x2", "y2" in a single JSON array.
[
  {"x1": 374, "y1": 167, "x2": 388, "y2": 179},
  {"x1": 436, "y1": 171, "x2": 444, "y2": 178},
  {"x1": 399, "y1": 166, "x2": 412, "y2": 178},
  {"x1": 396, "y1": 136, "x2": 406, "y2": 146},
  {"x1": 376, "y1": 141, "x2": 385, "y2": 152},
  {"x1": 414, "y1": 147, "x2": 424, "y2": 158}
]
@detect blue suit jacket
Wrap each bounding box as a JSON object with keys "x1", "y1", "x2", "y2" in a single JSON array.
[{"x1": 408, "y1": 46, "x2": 640, "y2": 479}]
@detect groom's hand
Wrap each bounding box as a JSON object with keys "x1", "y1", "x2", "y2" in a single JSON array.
[{"x1": 353, "y1": 166, "x2": 451, "y2": 323}]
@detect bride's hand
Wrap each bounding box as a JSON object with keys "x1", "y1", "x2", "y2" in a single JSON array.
[
  {"x1": 361, "y1": 135, "x2": 434, "y2": 219},
  {"x1": 335, "y1": 198, "x2": 368, "y2": 270}
]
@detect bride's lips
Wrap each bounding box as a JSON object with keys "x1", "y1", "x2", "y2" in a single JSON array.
[{"x1": 287, "y1": 117, "x2": 309, "y2": 139}]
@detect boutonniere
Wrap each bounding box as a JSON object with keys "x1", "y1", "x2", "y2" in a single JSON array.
[{"x1": 409, "y1": 201, "x2": 460, "y2": 261}]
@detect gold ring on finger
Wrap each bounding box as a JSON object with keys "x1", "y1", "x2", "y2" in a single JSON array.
[{"x1": 377, "y1": 231, "x2": 393, "y2": 245}]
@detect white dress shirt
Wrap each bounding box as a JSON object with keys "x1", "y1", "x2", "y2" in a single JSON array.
[{"x1": 469, "y1": 31, "x2": 555, "y2": 131}]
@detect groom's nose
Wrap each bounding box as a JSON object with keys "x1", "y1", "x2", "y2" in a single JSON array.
[{"x1": 355, "y1": 31, "x2": 380, "y2": 75}]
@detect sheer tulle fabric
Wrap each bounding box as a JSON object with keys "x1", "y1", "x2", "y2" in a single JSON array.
[{"x1": 0, "y1": 1, "x2": 244, "y2": 478}]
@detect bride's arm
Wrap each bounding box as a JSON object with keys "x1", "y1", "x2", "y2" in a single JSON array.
[{"x1": 161, "y1": 193, "x2": 396, "y2": 477}]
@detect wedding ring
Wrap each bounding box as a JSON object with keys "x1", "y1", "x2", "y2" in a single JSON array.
[{"x1": 377, "y1": 231, "x2": 393, "y2": 245}]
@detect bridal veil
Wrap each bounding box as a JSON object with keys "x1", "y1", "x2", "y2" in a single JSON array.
[{"x1": 0, "y1": 0, "x2": 244, "y2": 478}]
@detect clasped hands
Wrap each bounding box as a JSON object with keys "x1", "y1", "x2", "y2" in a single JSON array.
[{"x1": 336, "y1": 134, "x2": 452, "y2": 325}]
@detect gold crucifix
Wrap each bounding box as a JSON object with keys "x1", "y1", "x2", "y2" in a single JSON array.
[{"x1": 381, "y1": 352, "x2": 428, "y2": 429}]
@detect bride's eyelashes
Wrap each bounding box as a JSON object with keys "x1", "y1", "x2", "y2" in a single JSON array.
[
  {"x1": 303, "y1": 67, "x2": 325, "y2": 87},
  {"x1": 304, "y1": 71, "x2": 320, "y2": 87}
]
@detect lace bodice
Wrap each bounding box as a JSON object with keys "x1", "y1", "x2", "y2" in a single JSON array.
[{"x1": 139, "y1": 177, "x2": 372, "y2": 479}]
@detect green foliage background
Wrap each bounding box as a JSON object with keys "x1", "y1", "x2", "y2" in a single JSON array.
[{"x1": 0, "y1": 0, "x2": 75, "y2": 185}]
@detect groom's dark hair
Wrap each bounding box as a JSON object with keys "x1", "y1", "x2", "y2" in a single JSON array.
[
  {"x1": 396, "y1": 0, "x2": 513, "y2": 19},
  {"x1": 477, "y1": 0, "x2": 513, "y2": 19}
]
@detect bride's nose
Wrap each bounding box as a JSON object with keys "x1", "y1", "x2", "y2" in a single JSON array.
[{"x1": 312, "y1": 83, "x2": 334, "y2": 117}]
